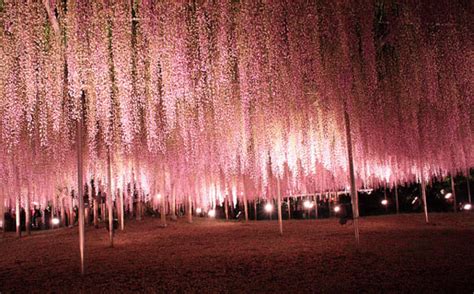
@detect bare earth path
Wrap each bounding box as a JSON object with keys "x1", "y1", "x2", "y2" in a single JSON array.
[{"x1": 0, "y1": 213, "x2": 473, "y2": 293}]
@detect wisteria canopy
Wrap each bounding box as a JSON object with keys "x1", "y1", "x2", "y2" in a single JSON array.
[{"x1": 0, "y1": 0, "x2": 472, "y2": 208}]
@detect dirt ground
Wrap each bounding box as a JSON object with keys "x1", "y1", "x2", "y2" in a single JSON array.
[{"x1": 0, "y1": 213, "x2": 473, "y2": 293}]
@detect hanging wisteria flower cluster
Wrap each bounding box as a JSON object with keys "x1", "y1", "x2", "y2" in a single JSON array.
[{"x1": 0, "y1": 0, "x2": 471, "y2": 208}]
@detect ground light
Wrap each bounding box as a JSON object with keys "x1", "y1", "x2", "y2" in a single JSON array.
[
  {"x1": 264, "y1": 203, "x2": 273, "y2": 213},
  {"x1": 381, "y1": 199, "x2": 388, "y2": 206},
  {"x1": 444, "y1": 193, "x2": 452, "y2": 199},
  {"x1": 51, "y1": 217, "x2": 60, "y2": 226},
  {"x1": 303, "y1": 200, "x2": 314, "y2": 209},
  {"x1": 208, "y1": 209, "x2": 216, "y2": 218},
  {"x1": 463, "y1": 203, "x2": 471, "y2": 210},
  {"x1": 334, "y1": 205, "x2": 341, "y2": 213},
  {"x1": 196, "y1": 208, "x2": 202, "y2": 214}
]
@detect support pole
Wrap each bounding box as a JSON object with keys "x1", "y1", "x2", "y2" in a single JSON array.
[
  {"x1": 467, "y1": 168, "x2": 471, "y2": 204},
  {"x1": 243, "y1": 194, "x2": 248, "y2": 222},
  {"x1": 160, "y1": 173, "x2": 167, "y2": 227},
  {"x1": 61, "y1": 196, "x2": 66, "y2": 227},
  {"x1": 25, "y1": 184, "x2": 31, "y2": 235},
  {"x1": 187, "y1": 194, "x2": 193, "y2": 223},
  {"x1": 171, "y1": 184, "x2": 177, "y2": 221},
  {"x1": 93, "y1": 196, "x2": 98, "y2": 228},
  {"x1": 76, "y1": 119, "x2": 85, "y2": 275},
  {"x1": 450, "y1": 174, "x2": 457, "y2": 213},
  {"x1": 314, "y1": 194, "x2": 318, "y2": 219},
  {"x1": 287, "y1": 197, "x2": 291, "y2": 220},
  {"x1": 254, "y1": 200, "x2": 257, "y2": 220},
  {"x1": 224, "y1": 195, "x2": 229, "y2": 221},
  {"x1": 16, "y1": 195, "x2": 21, "y2": 238},
  {"x1": 343, "y1": 103, "x2": 359, "y2": 244},
  {"x1": 277, "y1": 178, "x2": 283, "y2": 236},
  {"x1": 395, "y1": 185, "x2": 399, "y2": 214},
  {"x1": 0, "y1": 187, "x2": 4, "y2": 235},
  {"x1": 107, "y1": 150, "x2": 114, "y2": 247},
  {"x1": 421, "y1": 175, "x2": 429, "y2": 223},
  {"x1": 119, "y1": 188, "x2": 125, "y2": 231}
]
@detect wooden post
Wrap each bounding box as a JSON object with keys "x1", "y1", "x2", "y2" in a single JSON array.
[
  {"x1": 0, "y1": 186, "x2": 4, "y2": 235},
  {"x1": 314, "y1": 194, "x2": 318, "y2": 219},
  {"x1": 243, "y1": 194, "x2": 248, "y2": 222},
  {"x1": 395, "y1": 185, "x2": 399, "y2": 214},
  {"x1": 171, "y1": 184, "x2": 177, "y2": 221},
  {"x1": 129, "y1": 179, "x2": 134, "y2": 219},
  {"x1": 76, "y1": 118, "x2": 85, "y2": 274},
  {"x1": 254, "y1": 200, "x2": 257, "y2": 220},
  {"x1": 224, "y1": 195, "x2": 229, "y2": 220},
  {"x1": 467, "y1": 168, "x2": 471, "y2": 204},
  {"x1": 287, "y1": 197, "x2": 291, "y2": 220},
  {"x1": 69, "y1": 189, "x2": 74, "y2": 228},
  {"x1": 107, "y1": 150, "x2": 114, "y2": 247},
  {"x1": 421, "y1": 175, "x2": 429, "y2": 223},
  {"x1": 161, "y1": 173, "x2": 167, "y2": 227},
  {"x1": 25, "y1": 185, "x2": 31, "y2": 235},
  {"x1": 93, "y1": 195, "x2": 98, "y2": 228},
  {"x1": 61, "y1": 195, "x2": 66, "y2": 227},
  {"x1": 277, "y1": 178, "x2": 283, "y2": 236},
  {"x1": 119, "y1": 188, "x2": 125, "y2": 231},
  {"x1": 343, "y1": 103, "x2": 359, "y2": 244},
  {"x1": 16, "y1": 195, "x2": 21, "y2": 238},
  {"x1": 450, "y1": 174, "x2": 457, "y2": 213},
  {"x1": 187, "y1": 194, "x2": 193, "y2": 223}
]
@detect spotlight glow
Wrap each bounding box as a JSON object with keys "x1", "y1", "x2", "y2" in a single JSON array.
[
  {"x1": 381, "y1": 199, "x2": 388, "y2": 206},
  {"x1": 303, "y1": 200, "x2": 314, "y2": 209},
  {"x1": 334, "y1": 205, "x2": 341, "y2": 213},
  {"x1": 196, "y1": 207, "x2": 202, "y2": 214},
  {"x1": 463, "y1": 203, "x2": 472, "y2": 210},
  {"x1": 208, "y1": 209, "x2": 216, "y2": 217},
  {"x1": 264, "y1": 203, "x2": 273, "y2": 213},
  {"x1": 444, "y1": 193, "x2": 452, "y2": 199},
  {"x1": 51, "y1": 218, "x2": 60, "y2": 225},
  {"x1": 156, "y1": 193, "x2": 161, "y2": 200}
]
